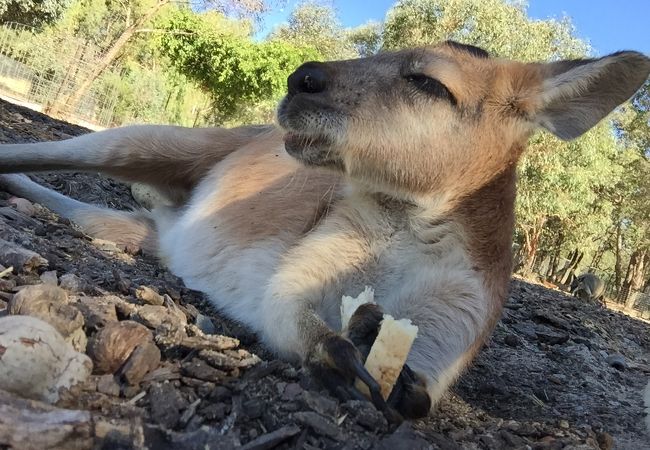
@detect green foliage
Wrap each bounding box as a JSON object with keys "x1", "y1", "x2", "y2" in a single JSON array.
[
  {"x1": 157, "y1": 9, "x2": 319, "y2": 122},
  {"x1": 270, "y1": 1, "x2": 357, "y2": 60},
  {"x1": 346, "y1": 21, "x2": 382, "y2": 57},
  {"x1": 0, "y1": 0, "x2": 72, "y2": 27},
  {"x1": 383, "y1": 0, "x2": 587, "y2": 60}
]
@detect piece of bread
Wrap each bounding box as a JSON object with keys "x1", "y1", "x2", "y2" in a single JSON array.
[
  {"x1": 340, "y1": 286, "x2": 376, "y2": 330},
  {"x1": 341, "y1": 288, "x2": 419, "y2": 400},
  {"x1": 355, "y1": 314, "x2": 418, "y2": 399}
]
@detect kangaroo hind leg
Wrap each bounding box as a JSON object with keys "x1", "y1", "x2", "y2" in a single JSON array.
[{"x1": 0, "y1": 174, "x2": 158, "y2": 255}]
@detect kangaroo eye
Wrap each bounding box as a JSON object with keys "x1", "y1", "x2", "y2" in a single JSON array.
[{"x1": 405, "y1": 74, "x2": 457, "y2": 106}]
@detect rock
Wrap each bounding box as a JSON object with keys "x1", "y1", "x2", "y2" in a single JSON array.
[
  {"x1": 118, "y1": 341, "x2": 161, "y2": 385},
  {"x1": 535, "y1": 329, "x2": 570, "y2": 345},
  {"x1": 504, "y1": 334, "x2": 521, "y2": 347},
  {"x1": 240, "y1": 424, "x2": 301, "y2": 450},
  {"x1": 293, "y1": 411, "x2": 341, "y2": 440},
  {"x1": 342, "y1": 400, "x2": 387, "y2": 432},
  {"x1": 148, "y1": 382, "x2": 189, "y2": 429},
  {"x1": 299, "y1": 391, "x2": 338, "y2": 417},
  {"x1": 135, "y1": 304, "x2": 187, "y2": 330},
  {"x1": 375, "y1": 422, "x2": 430, "y2": 450},
  {"x1": 243, "y1": 398, "x2": 265, "y2": 419},
  {"x1": 0, "y1": 315, "x2": 92, "y2": 403},
  {"x1": 181, "y1": 358, "x2": 227, "y2": 382},
  {"x1": 605, "y1": 354, "x2": 626, "y2": 371},
  {"x1": 512, "y1": 322, "x2": 538, "y2": 339},
  {"x1": 134, "y1": 285, "x2": 164, "y2": 306},
  {"x1": 74, "y1": 295, "x2": 119, "y2": 330},
  {"x1": 198, "y1": 348, "x2": 260, "y2": 371},
  {"x1": 533, "y1": 310, "x2": 571, "y2": 330},
  {"x1": 282, "y1": 382, "x2": 303, "y2": 401},
  {"x1": 8, "y1": 284, "x2": 86, "y2": 351},
  {"x1": 59, "y1": 273, "x2": 89, "y2": 293},
  {"x1": 8, "y1": 197, "x2": 36, "y2": 216},
  {"x1": 201, "y1": 402, "x2": 228, "y2": 420},
  {"x1": 39, "y1": 270, "x2": 58, "y2": 286},
  {"x1": 87, "y1": 320, "x2": 154, "y2": 374},
  {"x1": 0, "y1": 238, "x2": 48, "y2": 273},
  {"x1": 96, "y1": 374, "x2": 121, "y2": 396}
]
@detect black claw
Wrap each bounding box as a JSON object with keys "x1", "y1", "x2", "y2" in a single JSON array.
[{"x1": 388, "y1": 364, "x2": 431, "y2": 419}]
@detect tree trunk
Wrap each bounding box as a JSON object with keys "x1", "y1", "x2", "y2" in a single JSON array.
[
  {"x1": 621, "y1": 249, "x2": 649, "y2": 309},
  {"x1": 48, "y1": 0, "x2": 170, "y2": 116},
  {"x1": 554, "y1": 249, "x2": 583, "y2": 285},
  {"x1": 520, "y1": 217, "x2": 546, "y2": 277},
  {"x1": 613, "y1": 221, "x2": 624, "y2": 298}
]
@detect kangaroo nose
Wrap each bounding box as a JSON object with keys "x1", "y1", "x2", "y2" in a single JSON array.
[{"x1": 287, "y1": 62, "x2": 328, "y2": 95}]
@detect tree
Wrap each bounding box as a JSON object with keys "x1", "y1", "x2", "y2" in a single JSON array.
[
  {"x1": 158, "y1": 9, "x2": 319, "y2": 122},
  {"x1": 48, "y1": 0, "x2": 271, "y2": 116},
  {"x1": 347, "y1": 21, "x2": 382, "y2": 57},
  {"x1": 382, "y1": 0, "x2": 586, "y2": 60},
  {"x1": 0, "y1": 0, "x2": 72, "y2": 27},
  {"x1": 270, "y1": 2, "x2": 357, "y2": 60}
]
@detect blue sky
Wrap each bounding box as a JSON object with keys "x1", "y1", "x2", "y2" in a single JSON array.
[{"x1": 261, "y1": 0, "x2": 650, "y2": 56}]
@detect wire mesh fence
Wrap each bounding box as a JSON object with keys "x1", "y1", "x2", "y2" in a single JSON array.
[{"x1": 0, "y1": 22, "x2": 117, "y2": 129}]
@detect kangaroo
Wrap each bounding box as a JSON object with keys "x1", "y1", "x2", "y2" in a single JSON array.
[
  {"x1": 570, "y1": 272, "x2": 606, "y2": 302},
  {"x1": 1, "y1": 41, "x2": 648, "y2": 420}
]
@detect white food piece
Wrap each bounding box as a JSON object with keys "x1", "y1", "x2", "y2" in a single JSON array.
[
  {"x1": 0, "y1": 315, "x2": 93, "y2": 403},
  {"x1": 355, "y1": 314, "x2": 419, "y2": 399},
  {"x1": 340, "y1": 286, "x2": 375, "y2": 330},
  {"x1": 340, "y1": 287, "x2": 419, "y2": 400}
]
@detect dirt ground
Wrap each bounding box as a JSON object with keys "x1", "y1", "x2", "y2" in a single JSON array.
[{"x1": 0, "y1": 99, "x2": 649, "y2": 450}]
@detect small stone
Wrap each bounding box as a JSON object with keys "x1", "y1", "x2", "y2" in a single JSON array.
[
  {"x1": 504, "y1": 334, "x2": 521, "y2": 347},
  {"x1": 74, "y1": 296, "x2": 119, "y2": 330},
  {"x1": 0, "y1": 238, "x2": 48, "y2": 273},
  {"x1": 8, "y1": 284, "x2": 86, "y2": 351},
  {"x1": 605, "y1": 354, "x2": 627, "y2": 371},
  {"x1": 243, "y1": 398, "x2": 265, "y2": 420},
  {"x1": 134, "y1": 286, "x2": 164, "y2": 306},
  {"x1": 149, "y1": 382, "x2": 188, "y2": 429},
  {"x1": 299, "y1": 391, "x2": 338, "y2": 417},
  {"x1": 342, "y1": 400, "x2": 387, "y2": 432},
  {"x1": 535, "y1": 329, "x2": 569, "y2": 345},
  {"x1": 118, "y1": 342, "x2": 161, "y2": 385},
  {"x1": 135, "y1": 304, "x2": 187, "y2": 330},
  {"x1": 8, "y1": 197, "x2": 36, "y2": 216},
  {"x1": 96, "y1": 374, "x2": 120, "y2": 396},
  {"x1": 181, "y1": 358, "x2": 227, "y2": 382},
  {"x1": 375, "y1": 422, "x2": 430, "y2": 450},
  {"x1": 200, "y1": 402, "x2": 228, "y2": 420},
  {"x1": 0, "y1": 315, "x2": 92, "y2": 404},
  {"x1": 294, "y1": 411, "x2": 341, "y2": 440},
  {"x1": 558, "y1": 419, "x2": 570, "y2": 429},
  {"x1": 282, "y1": 382, "x2": 303, "y2": 401},
  {"x1": 39, "y1": 270, "x2": 58, "y2": 286},
  {"x1": 59, "y1": 273, "x2": 89, "y2": 293},
  {"x1": 240, "y1": 424, "x2": 301, "y2": 450}
]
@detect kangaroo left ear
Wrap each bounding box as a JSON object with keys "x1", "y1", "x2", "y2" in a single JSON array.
[{"x1": 534, "y1": 51, "x2": 650, "y2": 140}]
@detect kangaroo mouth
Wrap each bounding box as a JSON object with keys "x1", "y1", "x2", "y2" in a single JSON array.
[
  {"x1": 282, "y1": 131, "x2": 342, "y2": 168},
  {"x1": 277, "y1": 96, "x2": 344, "y2": 168},
  {"x1": 283, "y1": 132, "x2": 332, "y2": 155}
]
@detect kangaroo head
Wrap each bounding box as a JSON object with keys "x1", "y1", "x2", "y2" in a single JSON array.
[{"x1": 278, "y1": 41, "x2": 650, "y2": 203}]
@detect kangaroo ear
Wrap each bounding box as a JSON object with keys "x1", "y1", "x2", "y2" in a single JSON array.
[{"x1": 534, "y1": 51, "x2": 650, "y2": 140}]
